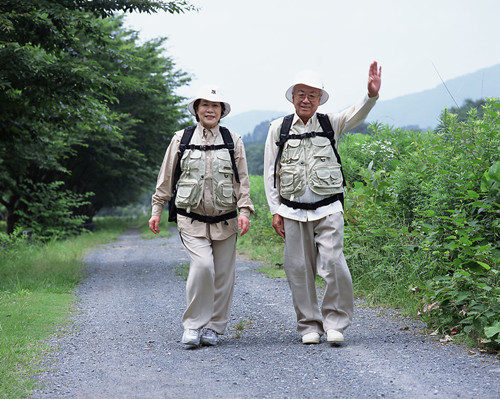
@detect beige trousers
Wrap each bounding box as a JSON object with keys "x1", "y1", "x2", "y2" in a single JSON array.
[
  {"x1": 179, "y1": 232, "x2": 237, "y2": 334},
  {"x1": 283, "y1": 212, "x2": 354, "y2": 336}
]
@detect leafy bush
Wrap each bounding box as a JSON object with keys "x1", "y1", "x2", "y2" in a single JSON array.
[
  {"x1": 16, "y1": 180, "x2": 93, "y2": 241},
  {"x1": 343, "y1": 99, "x2": 499, "y2": 350}
]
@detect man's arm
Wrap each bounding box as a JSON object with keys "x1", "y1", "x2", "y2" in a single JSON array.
[
  {"x1": 331, "y1": 61, "x2": 382, "y2": 138},
  {"x1": 263, "y1": 119, "x2": 286, "y2": 238}
]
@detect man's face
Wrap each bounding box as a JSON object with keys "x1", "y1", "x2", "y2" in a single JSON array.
[
  {"x1": 292, "y1": 84, "x2": 322, "y2": 123},
  {"x1": 196, "y1": 100, "x2": 222, "y2": 129}
]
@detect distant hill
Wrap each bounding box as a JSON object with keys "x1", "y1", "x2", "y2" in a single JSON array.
[
  {"x1": 367, "y1": 63, "x2": 500, "y2": 129},
  {"x1": 222, "y1": 110, "x2": 286, "y2": 137},
  {"x1": 221, "y1": 64, "x2": 500, "y2": 137}
]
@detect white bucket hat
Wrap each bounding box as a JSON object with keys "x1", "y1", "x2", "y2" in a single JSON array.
[
  {"x1": 285, "y1": 70, "x2": 329, "y2": 105},
  {"x1": 187, "y1": 85, "x2": 231, "y2": 119}
]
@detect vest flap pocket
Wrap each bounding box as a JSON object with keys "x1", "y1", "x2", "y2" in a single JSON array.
[
  {"x1": 176, "y1": 181, "x2": 198, "y2": 202},
  {"x1": 310, "y1": 136, "x2": 331, "y2": 147},
  {"x1": 285, "y1": 139, "x2": 301, "y2": 148},
  {"x1": 182, "y1": 149, "x2": 202, "y2": 160},
  {"x1": 316, "y1": 168, "x2": 331, "y2": 179},
  {"x1": 280, "y1": 172, "x2": 295, "y2": 187},
  {"x1": 310, "y1": 166, "x2": 342, "y2": 195},
  {"x1": 215, "y1": 182, "x2": 236, "y2": 210},
  {"x1": 219, "y1": 167, "x2": 233, "y2": 176},
  {"x1": 221, "y1": 185, "x2": 233, "y2": 198},
  {"x1": 215, "y1": 150, "x2": 231, "y2": 160}
]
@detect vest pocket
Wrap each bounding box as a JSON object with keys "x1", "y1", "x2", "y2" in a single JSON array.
[
  {"x1": 181, "y1": 149, "x2": 202, "y2": 170},
  {"x1": 215, "y1": 149, "x2": 233, "y2": 171},
  {"x1": 309, "y1": 165, "x2": 343, "y2": 195},
  {"x1": 279, "y1": 167, "x2": 304, "y2": 198},
  {"x1": 282, "y1": 140, "x2": 301, "y2": 163},
  {"x1": 311, "y1": 136, "x2": 334, "y2": 159},
  {"x1": 175, "y1": 180, "x2": 201, "y2": 209},
  {"x1": 215, "y1": 181, "x2": 235, "y2": 210}
]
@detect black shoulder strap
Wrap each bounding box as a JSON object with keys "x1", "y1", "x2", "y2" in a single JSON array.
[
  {"x1": 273, "y1": 114, "x2": 294, "y2": 188},
  {"x1": 317, "y1": 113, "x2": 346, "y2": 187},
  {"x1": 173, "y1": 126, "x2": 196, "y2": 186},
  {"x1": 219, "y1": 126, "x2": 240, "y2": 184}
]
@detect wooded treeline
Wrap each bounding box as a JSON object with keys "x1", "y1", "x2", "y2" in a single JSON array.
[{"x1": 0, "y1": 0, "x2": 194, "y2": 238}]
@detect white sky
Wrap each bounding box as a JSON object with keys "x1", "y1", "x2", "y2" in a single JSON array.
[{"x1": 124, "y1": 0, "x2": 500, "y2": 116}]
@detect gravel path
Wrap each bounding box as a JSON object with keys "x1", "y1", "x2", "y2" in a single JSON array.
[{"x1": 31, "y1": 228, "x2": 500, "y2": 399}]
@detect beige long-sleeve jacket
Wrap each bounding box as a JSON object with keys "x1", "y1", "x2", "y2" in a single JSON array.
[{"x1": 152, "y1": 123, "x2": 254, "y2": 240}]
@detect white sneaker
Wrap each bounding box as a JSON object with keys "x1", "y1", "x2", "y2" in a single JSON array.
[
  {"x1": 302, "y1": 332, "x2": 321, "y2": 344},
  {"x1": 181, "y1": 328, "x2": 201, "y2": 348},
  {"x1": 200, "y1": 328, "x2": 218, "y2": 346},
  {"x1": 326, "y1": 329, "x2": 344, "y2": 343}
]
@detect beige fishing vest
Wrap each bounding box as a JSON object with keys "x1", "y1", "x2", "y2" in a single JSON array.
[
  {"x1": 175, "y1": 131, "x2": 236, "y2": 212},
  {"x1": 279, "y1": 135, "x2": 344, "y2": 200}
]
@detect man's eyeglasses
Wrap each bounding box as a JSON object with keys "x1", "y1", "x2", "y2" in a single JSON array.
[{"x1": 294, "y1": 90, "x2": 321, "y2": 101}]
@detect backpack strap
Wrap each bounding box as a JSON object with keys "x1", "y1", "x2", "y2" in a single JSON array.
[
  {"x1": 316, "y1": 113, "x2": 346, "y2": 187},
  {"x1": 273, "y1": 114, "x2": 294, "y2": 188},
  {"x1": 168, "y1": 126, "x2": 196, "y2": 222},
  {"x1": 219, "y1": 126, "x2": 240, "y2": 184}
]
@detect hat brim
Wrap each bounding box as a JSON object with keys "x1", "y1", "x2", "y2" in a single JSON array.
[
  {"x1": 285, "y1": 85, "x2": 329, "y2": 105},
  {"x1": 188, "y1": 99, "x2": 231, "y2": 119}
]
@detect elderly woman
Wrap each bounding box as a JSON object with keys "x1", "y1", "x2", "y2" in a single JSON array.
[{"x1": 149, "y1": 85, "x2": 254, "y2": 348}]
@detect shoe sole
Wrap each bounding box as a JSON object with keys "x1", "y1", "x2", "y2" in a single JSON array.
[
  {"x1": 200, "y1": 339, "x2": 217, "y2": 346},
  {"x1": 183, "y1": 343, "x2": 199, "y2": 349},
  {"x1": 327, "y1": 336, "x2": 344, "y2": 343}
]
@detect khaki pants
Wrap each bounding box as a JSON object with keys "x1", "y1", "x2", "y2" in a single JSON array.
[
  {"x1": 179, "y1": 232, "x2": 237, "y2": 334},
  {"x1": 283, "y1": 212, "x2": 354, "y2": 336}
]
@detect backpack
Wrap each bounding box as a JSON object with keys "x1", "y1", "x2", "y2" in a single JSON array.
[
  {"x1": 168, "y1": 126, "x2": 239, "y2": 223},
  {"x1": 273, "y1": 112, "x2": 346, "y2": 189}
]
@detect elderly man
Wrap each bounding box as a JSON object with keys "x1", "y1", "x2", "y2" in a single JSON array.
[
  {"x1": 150, "y1": 85, "x2": 254, "y2": 348},
  {"x1": 264, "y1": 62, "x2": 381, "y2": 344}
]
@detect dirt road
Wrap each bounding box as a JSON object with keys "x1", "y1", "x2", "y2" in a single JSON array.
[{"x1": 32, "y1": 228, "x2": 500, "y2": 398}]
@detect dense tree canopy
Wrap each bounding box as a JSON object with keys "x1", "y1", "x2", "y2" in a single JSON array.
[{"x1": 0, "y1": 0, "x2": 193, "y2": 236}]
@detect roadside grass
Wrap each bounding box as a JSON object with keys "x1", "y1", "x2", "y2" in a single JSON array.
[
  {"x1": 232, "y1": 317, "x2": 254, "y2": 339},
  {"x1": 174, "y1": 262, "x2": 190, "y2": 281},
  {"x1": 0, "y1": 216, "x2": 132, "y2": 398}
]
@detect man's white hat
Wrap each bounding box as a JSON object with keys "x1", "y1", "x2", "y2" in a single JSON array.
[
  {"x1": 285, "y1": 70, "x2": 329, "y2": 105},
  {"x1": 187, "y1": 85, "x2": 231, "y2": 118}
]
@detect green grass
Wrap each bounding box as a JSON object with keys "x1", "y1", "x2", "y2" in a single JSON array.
[
  {"x1": 0, "y1": 216, "x2": 132, "y2": 398},
  {"x1": 174, "y1": 262, "x2": 190, "y2": 281}
]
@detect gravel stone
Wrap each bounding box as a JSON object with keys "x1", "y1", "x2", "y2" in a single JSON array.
[{"x1": 31, "y1": 228, "x2": 500, "y2": 398}]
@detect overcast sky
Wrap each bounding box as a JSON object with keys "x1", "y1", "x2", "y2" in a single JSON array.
[{"x1": 124, "y1": 0, "x2": 500, "y2": 116}]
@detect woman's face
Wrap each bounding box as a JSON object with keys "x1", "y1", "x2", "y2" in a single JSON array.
[{"x1": 196, "y1": 100, "x2": 222, "y2": 129}]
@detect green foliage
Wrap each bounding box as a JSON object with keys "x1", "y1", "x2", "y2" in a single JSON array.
[
  {"x1": 245, "y1": 142, "x2": 265, "y2": 175},
  {"x1": 341, "y1": 98, "x2": 500, "y2": 350},
  {"x1": 16, "y1": 180, "x2": 93, "y2": 241},
  {"x1": 237, "y1": 175, "x2": 285, "y2": 268},
  {"x1": 0, "y1": 1, "x2": 193, "y2": 238},
  {"x1": 0, "y1": 216, "x2": 133, "y2": 397}
]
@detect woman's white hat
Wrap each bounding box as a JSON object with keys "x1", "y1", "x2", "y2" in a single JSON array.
[
  {"x1": 285, "y1": 70, "x2": 329, "y2": 105},
  {"x1": 187, "y1": 85, "x2": 231, "y2": 118}
]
